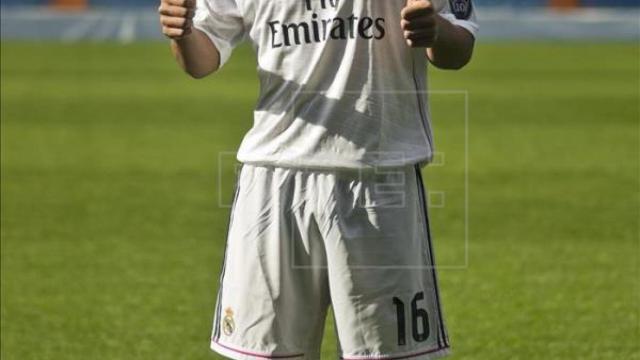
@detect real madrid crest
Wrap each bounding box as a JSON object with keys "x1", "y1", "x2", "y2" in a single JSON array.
[
  {"x1": 449, "y1": 0, "x2": 473, "y2": 20},
  {"x1": 222, "y1": 307, "x2": 236, "y2": 336}
]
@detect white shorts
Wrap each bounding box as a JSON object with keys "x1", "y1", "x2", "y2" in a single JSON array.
[{"x1": 210, "y1": 164, "x2": 449, "y2": 360}]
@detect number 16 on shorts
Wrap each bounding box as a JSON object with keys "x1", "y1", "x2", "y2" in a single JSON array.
[{"x1": 393, "y1": 291, "x2": 431, "y2": 346}]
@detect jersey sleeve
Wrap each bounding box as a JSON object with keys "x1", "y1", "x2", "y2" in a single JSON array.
[
  {"x1": 193, "y1": 0, "x2": 246, "y2": 68},
  {"x1": 438, "y1": 0, "x2": 479, "y2": 38}
]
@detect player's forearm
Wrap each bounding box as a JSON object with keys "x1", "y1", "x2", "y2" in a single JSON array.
[
  {"x1": 427, "y1": 16, "x2": 475, "y2": 70},
  {"x1": 159, "y1": 0, "x2": 219, "y2": 78},
  {"x1": 170, "y1": 29, "x2": 220, "y2": 79}
]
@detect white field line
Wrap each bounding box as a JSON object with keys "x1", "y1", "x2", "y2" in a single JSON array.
[
  {"x1": 118, "y1": 12, "x2": 137, "y2": 44},
  {"x1": 61, "y1": 13, "x2": 102, "y2": 42}
]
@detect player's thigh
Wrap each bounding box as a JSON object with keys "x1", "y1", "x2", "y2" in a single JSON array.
[
  {"x1": 327, "y1": 166, "x2": 449, "y2": 358},
  {"x1": 212, "y1": 165, "x2": 330, "y2": 357}
]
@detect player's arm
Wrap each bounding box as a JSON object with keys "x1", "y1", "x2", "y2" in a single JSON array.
[
  {"x1": 401, "y1": 0, "x2": 475, "y2": 70},
  {"x1": 159, "y1": 0, "x2": 220, "y2": 78}
]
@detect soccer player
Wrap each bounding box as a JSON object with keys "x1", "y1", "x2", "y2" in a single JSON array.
[{"x1": 158, "y1": 0, "x2": 477, "y2": 358}]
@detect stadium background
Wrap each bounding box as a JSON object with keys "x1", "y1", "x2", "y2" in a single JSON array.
[
  {"x1": 1, "y1": 0, "x2": 638, "y2": 359},
  {"x1": 1, "y1": 0, "x2": 639, "y2": 6}
]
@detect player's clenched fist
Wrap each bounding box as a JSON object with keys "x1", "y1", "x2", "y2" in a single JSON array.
[
  {"x1": 401, "y1": 0, "x2": 439, "y2": 48},
  {"x1": 159, "y1": 0, "x2": 195, "y2": 39}
]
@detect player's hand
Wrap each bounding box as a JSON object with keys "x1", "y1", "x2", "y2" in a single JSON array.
[
  {"x1": 401, "y1": 0, "x2": 439, "y2": 48},
  {"x1": 159, "y1": 0, "x2": 196, "y2": 40}
]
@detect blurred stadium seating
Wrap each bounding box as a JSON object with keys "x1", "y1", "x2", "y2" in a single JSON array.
[{"x1": 0, "y1": 0, "x2": 638, "y2": 41}]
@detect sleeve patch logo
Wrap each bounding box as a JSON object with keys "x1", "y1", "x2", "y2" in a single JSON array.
[{"x1": 449, "y1": 0, "x2": 473, "y2": 20}]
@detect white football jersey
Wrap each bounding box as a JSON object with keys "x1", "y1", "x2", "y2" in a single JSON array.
[{"x1": 194, "y1": 0, "x2": 478, "y2": 169}]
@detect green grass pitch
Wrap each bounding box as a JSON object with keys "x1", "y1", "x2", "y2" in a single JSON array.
[{"x1": 1, "y1": 42, "x2": 638, "y2": 359}]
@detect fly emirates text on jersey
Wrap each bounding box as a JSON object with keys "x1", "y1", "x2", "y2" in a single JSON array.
[{"x1": 267, "y1": 0, "x2": 386, "y2": 48}]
